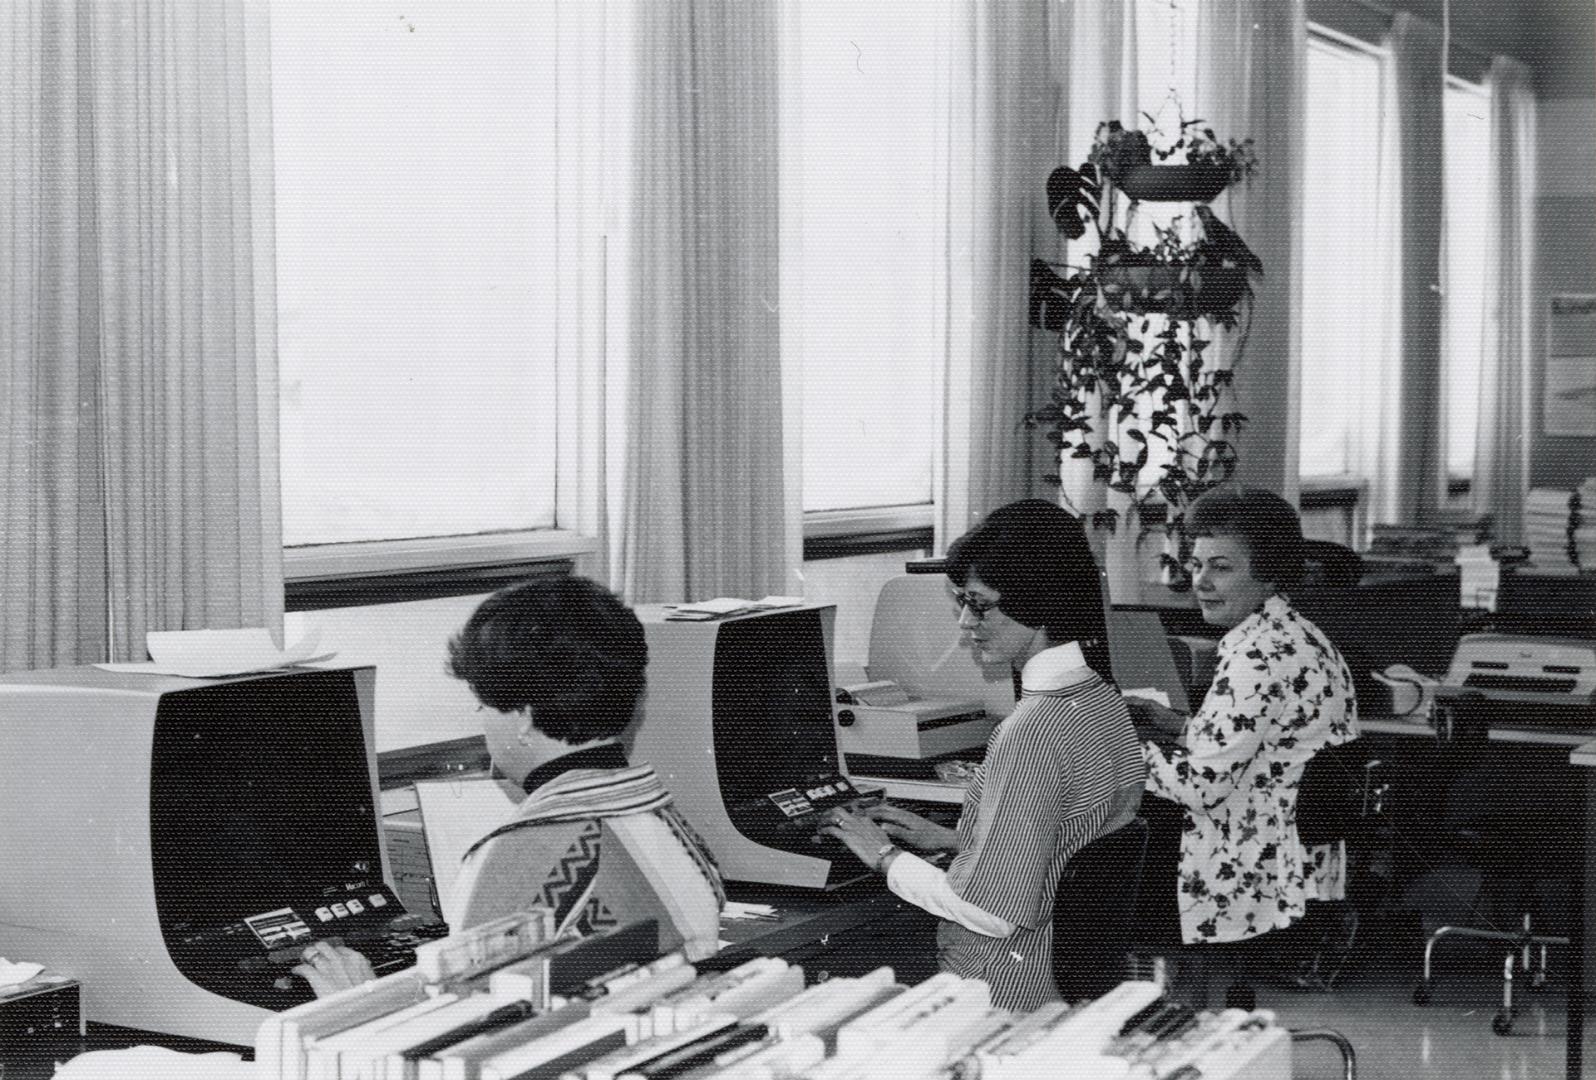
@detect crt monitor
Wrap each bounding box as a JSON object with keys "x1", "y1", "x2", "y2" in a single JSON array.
[
  {"x1": 629, "y1": 604, "x2": 879, "y2": 890},
  {"x1": 0, "y1": 664, "x2": 400, "y2": 1046},
  {"x1": 1288, "y1": 571, "x2": 1463, "y2": 710}
]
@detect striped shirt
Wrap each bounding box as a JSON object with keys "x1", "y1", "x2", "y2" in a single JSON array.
[{"x1": 937, "y1": 646, "x2": 1145, "y2": 1011}]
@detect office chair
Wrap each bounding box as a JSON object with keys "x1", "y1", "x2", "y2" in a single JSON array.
[
  {"x1": 1286, "y1": 739, "x2": 1391, "y2": 992},
  {"x1": 1052, "y1": 818, "x2": 1150, "y2": 1002},
  {"x1": 1408, "y1": 743, "x2": 1571, "y2": 1035},
  {"x1": 1299, "y1": 540, "x2": 1365, "y2": 588}
]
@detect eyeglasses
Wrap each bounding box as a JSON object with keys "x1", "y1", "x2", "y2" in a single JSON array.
[{"x1": 951, "y1": 591, "x2": 1001, "y2": 621}]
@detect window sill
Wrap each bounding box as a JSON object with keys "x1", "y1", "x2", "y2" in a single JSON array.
[
  {"x1": 803, "y1": 505, "x2": 934, "y2": 562},
  {"x1": 284, "y1": 530, "x2": 597, "y2": 611},
  {"x1": 285, "y1": 530, "x2": 596, "y2": 581},
  {"x1": 1299, "y1": 475, "x2": 1366, "y2": 507},
  {"x1": 803, "y1": 505, "x2": 934, "y2": 540}
]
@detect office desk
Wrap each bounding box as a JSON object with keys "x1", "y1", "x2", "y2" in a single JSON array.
[
  {"x1": 1568, "y1": 736, "x2": 1595, "y2": 1080},
  {"x1": 0, "y1": 885, "x2": 935, "y2": 1079},
  {"x1": 711, "y1": 880, "x2": 939, "y2": 984},
  {"x1": 1360, "y1": 714, "x2": 1590, "y2": 1080}
]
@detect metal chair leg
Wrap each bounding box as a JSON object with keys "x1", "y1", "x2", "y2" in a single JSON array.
[
  {"x1": 1291, "y1": 1028, "x2": 1356, "y2": 1080},
  {"x1": 1494, "y1": 952, "x2": 1516, "y2": 1036}
]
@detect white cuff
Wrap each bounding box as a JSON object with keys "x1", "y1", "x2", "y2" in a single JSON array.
[{"x1": 885, "y1": 850, "x2": 1017, "y2": 938}]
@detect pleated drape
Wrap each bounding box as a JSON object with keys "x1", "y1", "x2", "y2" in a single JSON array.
[
  {"x1": 0, "y1": 0, "x2": 280, "y2": 669},
  {"x1": 620, "y1": 0, "x2": 795, "y2": 605},
  {"x1": 935, "y1": 0, "x2": 1057, "y2": 547},
  {"x1": 1195, "y1": 0, "x2": 1307, "y2": 503},
  {"x1": 1472, "y1": 57, "x2": 1536, "y2": 544}
]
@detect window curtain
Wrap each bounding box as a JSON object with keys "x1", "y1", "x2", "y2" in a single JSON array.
[
  {"x1": 1048, "y1": 0, "x2": 1135, "y2": 525},
  {"x1": 1375, "y1": 13, "x2": 1447, "y2": 525},
  {"x1": 1472, "y1": 58, "x2": 1536, "y2": 544},
  {"x1": 934, "y1": 0, "x2": 1056, "y2": 547},
  {"x1": 1194, "y1": 0, "x2": 1306, "y2": 503},
  {"x1": 619, "y1": 0, "x2": 797, "y2": 604},
  {"x1": 555, "y1": 0, "x2": 622, "y2": 585},
  {"x1": 0, "y1": 0, "x2": 280, "y2": 671}
]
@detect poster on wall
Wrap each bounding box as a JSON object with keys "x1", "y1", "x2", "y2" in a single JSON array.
[{"x1": 1544, "y1": 294, "x2": 1596, "y2": 437}]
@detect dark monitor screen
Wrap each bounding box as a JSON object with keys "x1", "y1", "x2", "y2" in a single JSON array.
[
  {"x1": 1495, "y1": 571, "x2": 1596, "y2": 639},
  {"x1": 1289, "y1": 573, "x2": 1462, "y2": 704},
  {"x1": 710, "y1": 609, "x2": 839, "y2": 804},
  {"x1": 148, "y1": 669, "x2": 385, "y2": 935}
]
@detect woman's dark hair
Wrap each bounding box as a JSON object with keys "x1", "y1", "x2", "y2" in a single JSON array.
[
  {"x1": 1186, "y1": 486, "x2": 1305, "y2": 589},
  {"x1": 447, "y1": 576, "x2": 648, "y2": 744},
  {"x1": 944, "y1": 499, "x2": 1111, "y2": 679}
]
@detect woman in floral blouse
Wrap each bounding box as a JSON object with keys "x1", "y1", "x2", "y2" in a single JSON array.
[{"x1": 1130, "y1": 487, "x2": 1358, "y2": 1005}]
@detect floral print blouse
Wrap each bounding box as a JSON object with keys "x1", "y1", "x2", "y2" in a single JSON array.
[{"x1": 1144, "y1": 594, "x2": 1358, "y2": 944}]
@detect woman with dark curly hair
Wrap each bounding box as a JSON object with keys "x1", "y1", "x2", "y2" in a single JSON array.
[
  {"x1": 1130, "y1": 486, "x2": 1358, "y2": 1006},
  {"x1": 443, "y1": 575, "x2": 725, "y2": 958},
  {"x1": 821, "y1": 499, "x2": 1144, "y2": 1011}
]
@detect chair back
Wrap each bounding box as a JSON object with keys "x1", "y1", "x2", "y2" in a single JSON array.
[
  {"x1": 1052, "y1": 818, "x2": 1149, "y2": 1002},
  {"x1": 1301, "y1": 540, "x2": 1365, "y2": 588},
  {"x1": 1297, "y1": 739, "x2": 1383, "y2": 846}
]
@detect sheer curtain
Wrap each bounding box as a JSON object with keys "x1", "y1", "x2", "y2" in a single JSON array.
[
  {"x1": 934, "y1": 0, "x2": 1056, "y2": 545},
  {"x1": 0, "y1": 0, "x2": 280, "y2": 671},
  {"x1": 1379, "y1": 13, "x2": 1447, "y2": 525},
  {"x1": 555, "y1": 0, "x2": 625, "y2": 585},
  {"x1": 1472, "y1": 57, "x2": 1536, "y2": 544},
  {"x1": 620, "y1": 0, "x2": 797, "y2": 604},
  {"x1": 1194, "y1": 0, "x2": 1306, "y2": 502},
  {"x1": 1051, "y1": 0, "x2": 1136, "y2": 524}
]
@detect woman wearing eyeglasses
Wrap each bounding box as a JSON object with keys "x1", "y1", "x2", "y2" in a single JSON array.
[{"x1": 822, "y1": 499, "x2": 1145, "y2": 1011}]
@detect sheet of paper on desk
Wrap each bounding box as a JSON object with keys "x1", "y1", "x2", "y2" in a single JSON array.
[
  {"x1": 721, "y1": 902, "x2": 778, "y2": 921},
  {"x1": 664, "y1": 595, "x2": 805, "y2": 620},
  {"x1": 93, "y1": 627, "x2": 335, "y2": 677},
  {"x1": 1122, "y1": 688, "x2": 1172, "y2": 708},
  {"x1": 415, "y1": 777, "x2": 517, "y2": 928}
]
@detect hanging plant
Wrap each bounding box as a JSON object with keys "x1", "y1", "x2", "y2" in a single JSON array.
[
  {"x1": 1027, "y1": 115, "x2": 1262, "y2": 589},
  {"x1": 1089, "y1": 117, "x2": 1257, "y2": 203}
]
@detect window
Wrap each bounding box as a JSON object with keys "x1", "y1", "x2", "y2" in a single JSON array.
[
  {"x1": 783, "y1": 1, "x2": 951, "y2": 515},
  {"x1": 272, "y1": 1, "x2": 561, "y2": 547},
  {"x1": 1443, "y1": 78, "x2": 1491, "y2": 488},
  {"x1": 1300, "y1": 33, "x2": 1388, "y2": 478}
]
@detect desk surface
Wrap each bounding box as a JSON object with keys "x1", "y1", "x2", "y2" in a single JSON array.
[
  {"x1": 1361, "y1": 713, "x2": 1596, "y2": 748},
  {"x1": 4, "y1": 884, "x2": 929, "y2": 1078}
]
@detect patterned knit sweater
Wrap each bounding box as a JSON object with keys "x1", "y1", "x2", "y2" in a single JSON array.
[{"x1": 449, "y1": 760, "x2": 726, "y2": 961}]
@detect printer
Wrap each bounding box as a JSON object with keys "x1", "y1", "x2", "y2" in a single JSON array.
[
  {"x1": 1433, "y1": 633, "x2": 1596, "y2": 734},
  {"x1": 833, "y1": 679, "x2": 991, "y2": 762},
  {"x1": 833, "y1": 575, "x2": 1014, "y2": 779}
]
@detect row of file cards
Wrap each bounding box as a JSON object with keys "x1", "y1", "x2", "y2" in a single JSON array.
[{"x1": 257, "y1": 909, "x2": 1292, "y2": 1080}]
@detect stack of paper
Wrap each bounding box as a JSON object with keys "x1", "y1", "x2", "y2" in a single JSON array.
[
  {"x1": 1576, "y1": 477, "x2": 1596, "y2": 569},
  {"x1": 1524, "y1": 488, "x2": 1577, "y2": 570},
  {"x1": 662, "y1": 596, "x2": 804, "y2": 621}
]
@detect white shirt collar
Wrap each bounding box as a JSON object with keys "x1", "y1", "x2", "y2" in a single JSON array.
[{"x1": 1019, "y1": 640, "x2": 1091, "y2": 693}]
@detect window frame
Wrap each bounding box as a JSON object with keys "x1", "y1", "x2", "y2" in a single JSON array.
[
  {"x1": 1441, "y1": 72, "x2": 1491, "y2": 504},
  {"x1": 1298, "y1": 24, "x2": 1389, "y2": 492}
]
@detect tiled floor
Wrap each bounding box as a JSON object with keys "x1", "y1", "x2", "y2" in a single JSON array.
[{"x1": 1254, "y1": 946, "x2": 1590, "y2": 1079}]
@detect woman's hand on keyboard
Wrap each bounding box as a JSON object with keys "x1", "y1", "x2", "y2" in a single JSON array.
[
  {"x1": 865, "y1": 804, "x2": 960, "y2": 855},
  {"x1": 293, "y1": 941, "x2": 377, "y2": 997}
]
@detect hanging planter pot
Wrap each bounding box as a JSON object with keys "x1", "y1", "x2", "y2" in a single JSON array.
[
  {"x1": 1114, "y1": 163, "x2": 1233, "y2": 203},
  {"x1": 1096, "y1": 263, "x2": 1248, "y2": 319}
]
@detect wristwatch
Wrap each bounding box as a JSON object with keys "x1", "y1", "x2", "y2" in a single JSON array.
[{"x1": 874, "y1": 842, "x2": 901, "y2": 874}]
